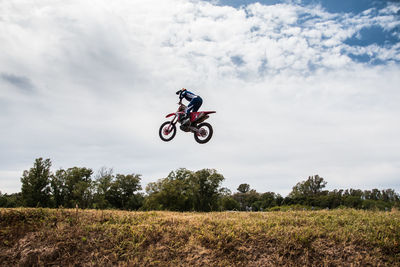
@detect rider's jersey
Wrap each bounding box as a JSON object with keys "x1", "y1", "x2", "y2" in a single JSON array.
[{"x1": 179, "y1": 90, "x2": 198, "y2": 102}]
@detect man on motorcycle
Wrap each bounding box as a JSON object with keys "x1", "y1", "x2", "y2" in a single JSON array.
[{"x1": 175, "y1": 88, "x2": 203, "y2": 126}]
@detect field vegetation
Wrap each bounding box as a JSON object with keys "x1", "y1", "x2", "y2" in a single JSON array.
[
  {"x1": 1, "y1": 208, "x2": 399, "y2": 266},
  {"x1": 1, "y1": 158, "x2": 399, "y2": 213}
]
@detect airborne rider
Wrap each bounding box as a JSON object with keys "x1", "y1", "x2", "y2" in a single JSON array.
[{"x1": 176, "y1": 88, "x2": 203, "y2": 126}]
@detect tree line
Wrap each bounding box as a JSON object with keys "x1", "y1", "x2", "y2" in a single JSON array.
[{"x1": 1, "y1": 158, "x2": 399, "y2": 211}]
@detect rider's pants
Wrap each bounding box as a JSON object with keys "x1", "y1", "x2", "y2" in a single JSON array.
[{"x1": 186, "y1": 96, "x2": 203, "y2": 116}]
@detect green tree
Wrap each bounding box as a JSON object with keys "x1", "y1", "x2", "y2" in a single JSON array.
[
  {"x1": 289, "y1": 175, "x2": 327, "y2": 199},
  {"x1": 365, "y1": 189, "x2": 382, "y2": 201},
  {"x1": 190, "y1": 169, "x2": 225, "y2": 211},
  {"x1": 344, "y1": 189, "x2": 363, "y2": 198},
  {"x1": 219, "y1": 196, "x2": 240, "y2": 210},
  {"x1": 237, "y1": 183, "x2": 250, "y2": 194},
  {"x1": 0, "y1": 191, "x2": 6, "y2": 207},
  {"x1": 143, "y1": 169, "x2": 193, "y2": 211},
  {"x1": 50, "y1": 167, "x2": 93, "y2": 208},
  {"x1": 143, "y1": 168, "x2": 224, "y2": 212},
  {"x1": 21, "y1": 158, "x2": 52, "y2": 207},
  {"x1": 0, "y1": 192, "x2": 23, "y2": 208},
  {"x1": 108, "y1": 174, "x2": 142, "y2": 210},
  {"x1": 233, "y1": 184, "x2": 261, "y2": 211},
  {"x1": 50, "y1": 169, "x2": 67, "y2": 208},
  {"x1": 260, "y1": 192, "x2": 281, "y2": 209},
  {"x1": 93, "y1": 167, "x2": 114, "y2": 209},
  {"x1": 381, "y1": 189, "x2": 399, "y2": 202}
]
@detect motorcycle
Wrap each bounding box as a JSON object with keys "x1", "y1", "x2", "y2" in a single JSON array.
[{"x1": 159, "y1": 103, "x2": 216, "y2": 144}]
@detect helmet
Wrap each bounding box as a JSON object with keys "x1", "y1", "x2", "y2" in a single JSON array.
[{"x1": 176, "y1": 88, "x2": 187, "y2": 95}]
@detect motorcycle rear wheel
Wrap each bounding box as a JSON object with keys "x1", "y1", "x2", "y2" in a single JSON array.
[
  {"x1": 194, "y1": 122, "x2": 213, "y2": 144},
  {"x1": 159, "y1": 121, "x2": 176, "y2": 142}
]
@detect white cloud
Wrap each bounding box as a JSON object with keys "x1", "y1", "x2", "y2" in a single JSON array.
[{"x1": 0, "y1": 0, "x2": 399, "y2": 195}]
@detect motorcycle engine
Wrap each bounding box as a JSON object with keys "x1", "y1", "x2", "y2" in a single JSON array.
[{"x1": 180, "y1": 125, "x2": 190, "y2": 132}]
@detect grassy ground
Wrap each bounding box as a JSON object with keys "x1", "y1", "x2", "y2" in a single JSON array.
[{"x1": 0, "y1": 208, "x2": 399, "y2": 266}]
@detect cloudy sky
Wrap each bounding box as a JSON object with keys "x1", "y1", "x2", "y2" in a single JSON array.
[{"x1": 1, "y1": 0, "x2": 399, "y2": 196}]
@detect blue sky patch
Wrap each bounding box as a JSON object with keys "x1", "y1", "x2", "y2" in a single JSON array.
[
  {"x1": 231, "y1": 55, "x2": 245, "y2": 66},
  {"x1": 203, "y1": 0, "x2": 387, "y2": 13},
  {"x1": 301, "y1": 0, "x2": 385, "y2": 14},
  {"x1": 345, "y1": 25, "x2": 400, "y2": 47},
  {"x1": 250, "y1": 26, "x2": 260, "y2": 32},
  {"x1": 348, "y1": 53, "x2": 372, "y2": 63},
  {"x1": 348, "y1": 53, "x2": 398, "y2": 65}
]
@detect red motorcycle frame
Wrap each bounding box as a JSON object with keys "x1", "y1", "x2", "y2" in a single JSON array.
[{"x1": 159, "y1": 103, "x2": 216, "y2": 144}]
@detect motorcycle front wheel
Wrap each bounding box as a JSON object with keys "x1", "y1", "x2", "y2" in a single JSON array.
[
  {"x1": 159, "y1": 121, "x2": 176, "y2": 142},
  {"x1": 194, "y1": 122, "x2": 213, "y2": 144}
]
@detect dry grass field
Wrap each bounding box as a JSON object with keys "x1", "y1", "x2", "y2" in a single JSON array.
[{"x1": 0, "y1": 208, "x2": 399, "y2": 266}]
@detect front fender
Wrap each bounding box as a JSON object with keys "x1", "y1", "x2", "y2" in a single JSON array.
[
  {"x1": 166, "y1": 113, "x2": 176, "y2": 118},
  {"x1": 166, "y1": 112, "x2": 184, "y2": 118}
]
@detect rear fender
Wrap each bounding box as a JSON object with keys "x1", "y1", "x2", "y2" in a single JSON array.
[
  {"x1": 195, "y1": 115, "x2": 209, "y2": 124},
  {"x1": 191, "y1": 111, "x2": 216, "y2": 122}
]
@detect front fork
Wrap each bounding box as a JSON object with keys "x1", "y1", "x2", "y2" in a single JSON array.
[{"x1": 165, "y1": 115, "x2": 178, "y2": 134}]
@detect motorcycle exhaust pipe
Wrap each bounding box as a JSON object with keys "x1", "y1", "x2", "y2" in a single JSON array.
[{"x1": 188, "y1": 126, "x2": 200, "y2": 134}]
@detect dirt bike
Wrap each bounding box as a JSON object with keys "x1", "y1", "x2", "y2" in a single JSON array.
[{"x1": 159, "y1": 103, "x2": 216, "y2": 144}]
